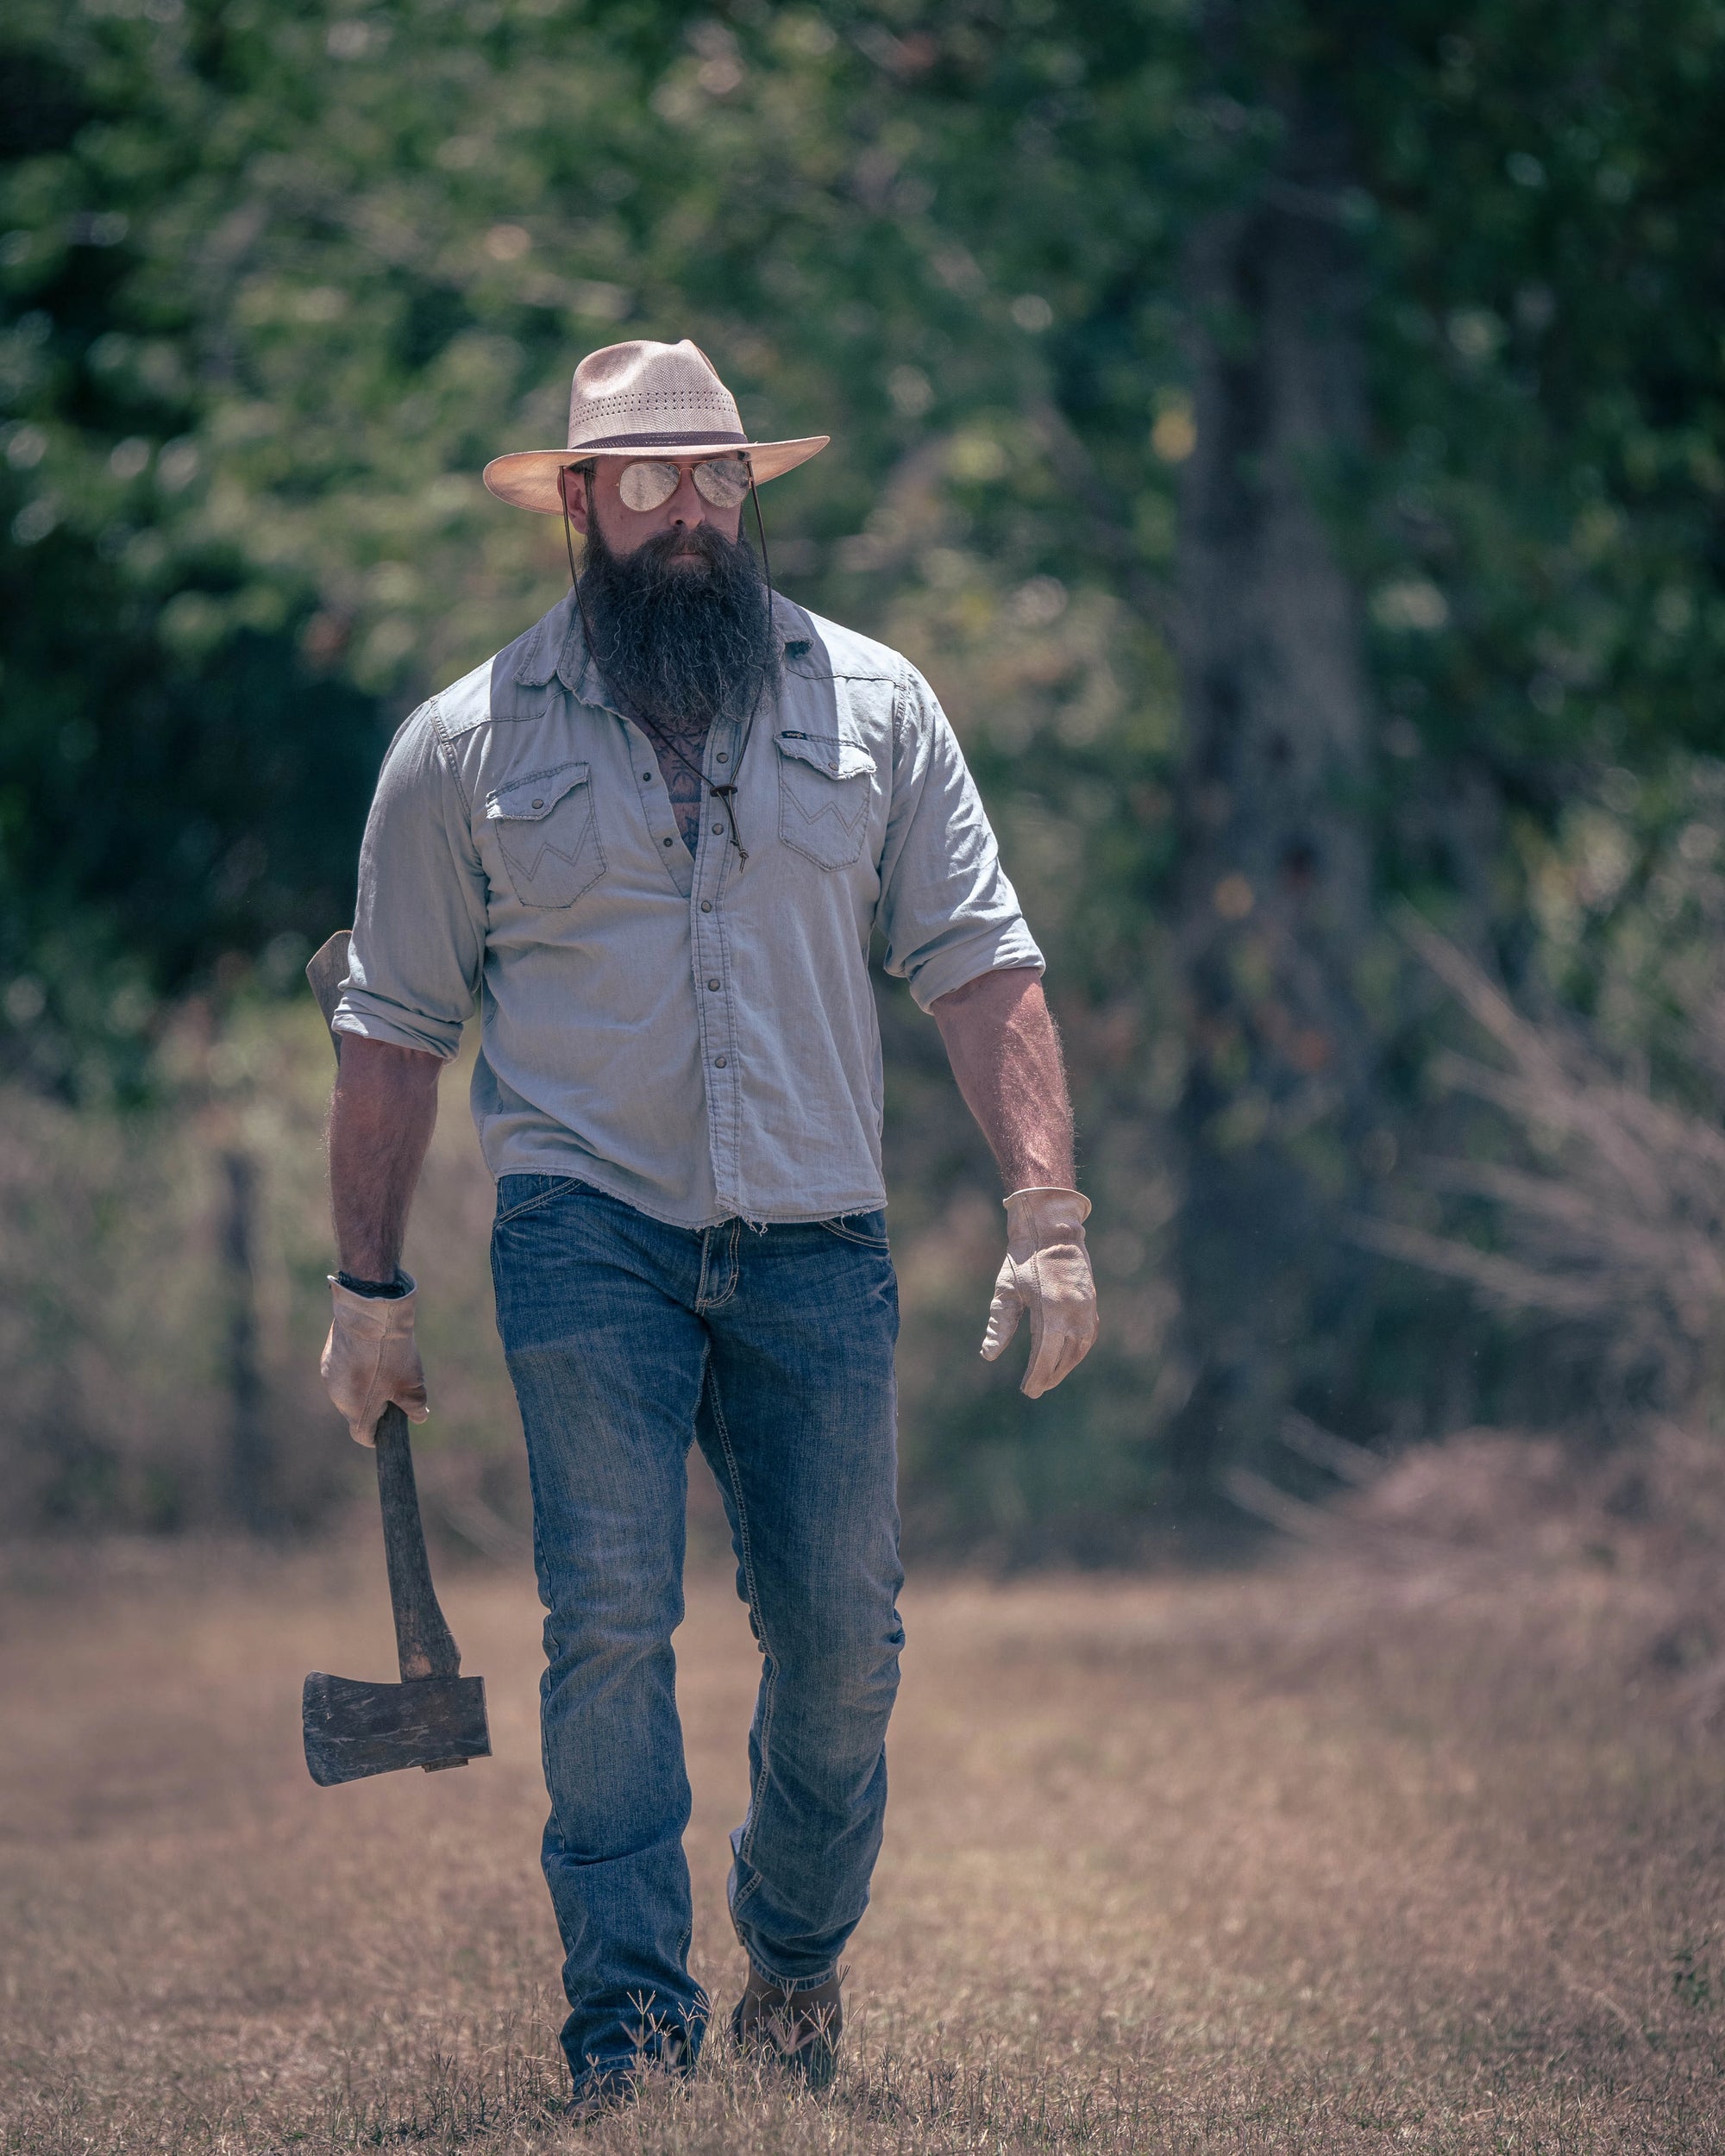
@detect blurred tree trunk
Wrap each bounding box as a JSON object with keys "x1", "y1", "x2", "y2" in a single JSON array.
[{"x1": 1165, "y1": 57, "x2": 1378, "y2": 1495}]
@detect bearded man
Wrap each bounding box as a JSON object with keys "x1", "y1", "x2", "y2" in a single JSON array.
[{"x1": 319, "y1": 339, "x2": 1098, "y2": 2112}]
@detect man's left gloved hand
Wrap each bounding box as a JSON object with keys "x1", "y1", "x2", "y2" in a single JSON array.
[{"x1": 980, "y1": 1187, "x2": 1100, "y2": 1398}]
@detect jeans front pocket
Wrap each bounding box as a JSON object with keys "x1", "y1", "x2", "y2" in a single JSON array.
[
  {"x1": 817, "y1": 1209, "x2": 891, "y2": 1250},
  {"x1": 486, "y1": 761, "x2": 605, "y2": 908},
  {"x1": 775, "y1": 731, "x2": 875, "y2": 870},
  {"x1": 493, "y1": 1172, "x2": 586, "y2": 1227}
]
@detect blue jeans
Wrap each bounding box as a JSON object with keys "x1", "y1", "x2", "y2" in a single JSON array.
[{"x1": 490, "y1": 1175, "x2": 905, "y2": 2093}]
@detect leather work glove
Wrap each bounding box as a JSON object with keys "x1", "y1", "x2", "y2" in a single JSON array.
[
  {"x1": 320, "y1": 1273, "x2": 430, "y2": 1446},
  {"x1": 980, "y1": 1188, "x2": 1100, "y2": 1399}
]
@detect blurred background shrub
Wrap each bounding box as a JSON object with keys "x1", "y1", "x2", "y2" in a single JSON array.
[{"x1": 3, "y1": 0, "x2": 1723, "y2": 1551}]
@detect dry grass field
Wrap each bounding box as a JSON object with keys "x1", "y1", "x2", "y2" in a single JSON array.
[{"x1": 2, "y1": 1528, "x2": 1722, "y2": 2155}]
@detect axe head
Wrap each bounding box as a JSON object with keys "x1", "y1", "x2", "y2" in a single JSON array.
[
  {"x1": 303, "y1": 1670, "x2": 490, "y2": 1787},
  {"x1": 305, "y1": 930, "x2": 351, "y2": 1057}
]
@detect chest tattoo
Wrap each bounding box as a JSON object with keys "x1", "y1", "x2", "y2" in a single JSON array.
[{"x1": 649, "y1": 720, "x2": 713, "y2": 856}]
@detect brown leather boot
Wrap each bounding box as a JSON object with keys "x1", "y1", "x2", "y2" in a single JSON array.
[{"x1": 730, "y1": 1965, "x2": 844, "y2": 2093}]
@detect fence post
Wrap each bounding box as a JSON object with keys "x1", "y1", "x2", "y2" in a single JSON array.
[{"x1": 222, "y1": 1144, "x2": 274, "y2": 1532}]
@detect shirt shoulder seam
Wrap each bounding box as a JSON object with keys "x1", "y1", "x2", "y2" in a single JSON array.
[
  {"x1": 424, "y1": 698, "x2": 478, "y2": 824},
  {"x1": 891, "y1": 656, "x2": 914, "y2": 765}
]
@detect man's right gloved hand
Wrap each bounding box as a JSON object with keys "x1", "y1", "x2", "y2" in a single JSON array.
[{"x1": 320, "y1": 1273, "x2": 430, "y2": 1446}]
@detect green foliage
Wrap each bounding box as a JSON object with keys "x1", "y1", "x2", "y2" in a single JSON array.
[{"x1": 1344, "y1": 1, "x2": 1725, "y2": 830}]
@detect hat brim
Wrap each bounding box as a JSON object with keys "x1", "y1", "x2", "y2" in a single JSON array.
[{"x1": 482, "y1": 435, "x2": 830, "y2": 514}]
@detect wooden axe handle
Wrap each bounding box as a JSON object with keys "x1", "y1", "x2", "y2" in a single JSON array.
[
  {"x1": 308, "y1": 936, "x2": 461, "y2": 1685},
  {"x1": 374, "y1": 1403, "x2": 462, "y2": 1683}
]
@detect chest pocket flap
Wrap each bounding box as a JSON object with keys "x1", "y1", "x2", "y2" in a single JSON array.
[
  {"x1": 775, "y1": 730, "x2": 875, "y2": 870},
  {"x1": 775, "y1": 731, "x2": 875, "y2": 781},
  {"x1": 485, "y1": 761, "x2": 605, "y2": 909}
]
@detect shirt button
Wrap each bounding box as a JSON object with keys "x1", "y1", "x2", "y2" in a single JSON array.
[
  {"x1": 642, "y1": 771, "x2": 652, "y2": 782},
  {"x1": 713, "y1": 1056, "x2": 727, "y2": 1069},
  {"x1": 700, "y1": 900, "x2": 712, "y2": 912},
  {"x1": 663, "y1": 837, "x2": 674, "y2": 847},
  {"x1": 531, "y1": 798, "x2": 543, "y2": 809},
  {"x1": 716, "y1": 751, "x2": 729, "y2": 764},
  {"x1": 712, "y1": 822, "x2": 724, "y2": 834},
  {"x1": 707, "y1": 978, "x2": 720, "y2": 990}
]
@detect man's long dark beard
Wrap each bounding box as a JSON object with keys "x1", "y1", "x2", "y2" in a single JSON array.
[{"x1": 579, "y1": 518, "x2": 778, "y2": 733}]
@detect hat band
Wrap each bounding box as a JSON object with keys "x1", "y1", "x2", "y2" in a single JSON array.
[{"x1": 567, "y1": 427, "x2": 750, "y2": 452}]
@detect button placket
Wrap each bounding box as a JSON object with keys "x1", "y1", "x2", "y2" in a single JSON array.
[
  {"x1": 623, "y1": 714, "x2": 692, "y2": 894},
  {"x1": 692, "y1": 716, "x2": 743, "y2": 1211}
]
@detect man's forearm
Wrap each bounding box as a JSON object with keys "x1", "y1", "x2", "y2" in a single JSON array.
[
  {"x1": 930, "y1": 967, "x2": 1076, "y2": 1191},
  {"x1": 328, "y1": 1036, "x2": 444, "y2": 1279}
]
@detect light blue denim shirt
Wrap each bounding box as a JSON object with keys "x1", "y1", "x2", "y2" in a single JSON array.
[{"x1": 333, "y1": 588, "x2": 1043, "y2": 1227}]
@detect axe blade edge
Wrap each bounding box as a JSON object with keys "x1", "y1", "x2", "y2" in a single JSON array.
[{"x1": 302, "y1": 1670, "x2": 490, "y2": 1788}]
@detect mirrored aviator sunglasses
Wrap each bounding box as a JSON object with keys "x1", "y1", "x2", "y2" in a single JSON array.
[{"x1": 616, "y1": 456, "x2": 753, "y2": 513}]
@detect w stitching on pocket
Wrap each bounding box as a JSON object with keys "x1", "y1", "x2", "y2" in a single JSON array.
[
  {"x1": 488, "y1": 763, "x2": 606, "y2": 909},
  {"x1": 776, "y1": 734, "x2": 873, "y2": 870}
]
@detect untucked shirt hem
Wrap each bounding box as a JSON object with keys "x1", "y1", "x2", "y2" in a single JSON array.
[{"x1": 490, "y1": 1152, "x2": 889, "y2": 1234}]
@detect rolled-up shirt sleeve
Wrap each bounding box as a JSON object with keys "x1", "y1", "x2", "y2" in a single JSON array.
[
  {"x1": 876, "y1": 664, "x2": 1044, "y2": 1012},
  {"x1": 333, "y1": 703, "x2": 486, "y2": 1059}
]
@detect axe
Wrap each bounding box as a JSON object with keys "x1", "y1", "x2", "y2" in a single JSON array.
[{"x1": 299, "y1": 931, "x2": 491, "y2": 1788}]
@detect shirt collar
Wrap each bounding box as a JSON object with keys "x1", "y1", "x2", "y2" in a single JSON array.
[{"x1": 509, "y1": 589, "x2": 584, "y2": 693}]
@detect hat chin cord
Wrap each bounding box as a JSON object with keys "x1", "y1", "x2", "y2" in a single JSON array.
[{"x1": 559, "y1": 462, "x2": 775, "y2": 870}]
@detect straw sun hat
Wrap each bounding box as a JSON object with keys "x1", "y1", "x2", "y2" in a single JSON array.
[{"x1": 481, "y1": 338, "x2": 829, "y2": 514}]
